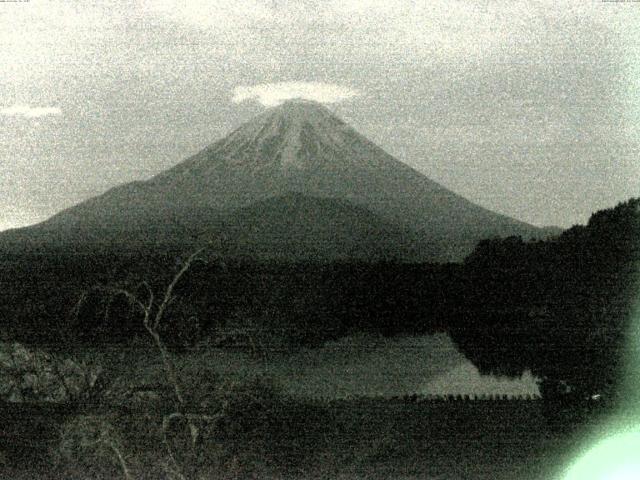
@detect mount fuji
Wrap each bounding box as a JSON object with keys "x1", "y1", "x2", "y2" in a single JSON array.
[{"x1": 0, "y1": 100, "x2": 551, "y2": 262}]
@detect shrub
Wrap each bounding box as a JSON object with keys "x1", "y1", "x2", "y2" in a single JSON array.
[
  {"x1": 0, "y1": 342, "x2": 106, "y2": 404},
  {"x1": 55, "y1": 414, "x2": 133, "y2": 480}
]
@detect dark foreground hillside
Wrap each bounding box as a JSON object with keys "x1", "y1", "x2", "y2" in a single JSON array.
[{"x1": 0, "y1": 394, "x2": 587, "y2": 480}]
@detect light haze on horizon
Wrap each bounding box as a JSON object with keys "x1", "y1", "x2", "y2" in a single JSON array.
[{"x1": 1, "y1": 0, "x2": 639, "y2": 232}]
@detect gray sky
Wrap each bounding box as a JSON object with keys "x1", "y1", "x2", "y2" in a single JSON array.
[{"x1": 1, "y1": 0, "x2": 639, "y2": 231}]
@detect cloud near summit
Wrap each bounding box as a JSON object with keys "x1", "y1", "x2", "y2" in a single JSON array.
[
  {"x1": 232, "y1": 82, "x2": 360, "y2": 107},
  {"x1": 1, "y1": 104, "x2": 62, "y2": 118}
]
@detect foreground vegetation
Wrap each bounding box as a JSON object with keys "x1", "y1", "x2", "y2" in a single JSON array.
[{"x1": 1, "y1": 385, "x2": 594, "y2": 480}]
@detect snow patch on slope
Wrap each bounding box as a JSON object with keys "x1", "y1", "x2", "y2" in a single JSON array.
[{"x1": 215, "y1": 100, "x2": 354, "y2": 170}]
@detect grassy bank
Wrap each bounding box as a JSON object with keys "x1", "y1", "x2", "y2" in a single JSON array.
[{"x1": 1, "y1": 391, "x2": 586, "y2": 479}]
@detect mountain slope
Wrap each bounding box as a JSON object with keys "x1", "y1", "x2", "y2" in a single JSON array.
[
  {"x1": 0, "y1": 99, "x2": 549, "y2": 261},
  {"x1": 211, "y1": 193, "x2": 430, "y2": 261}
]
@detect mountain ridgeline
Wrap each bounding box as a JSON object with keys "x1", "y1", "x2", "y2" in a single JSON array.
[{"x1": 0, "y1": 100, "x2": 553, "y2": 262}]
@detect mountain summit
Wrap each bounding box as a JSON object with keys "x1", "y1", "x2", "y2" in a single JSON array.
[
  {"x1": 1, "y1": 100, "x2": 549, "y2": 261},
  {"x1": 159, "y1": 99, "x2": 359, "y2": 177}
]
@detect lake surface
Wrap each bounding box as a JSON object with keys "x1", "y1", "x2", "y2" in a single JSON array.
[{"x1": 201, "y1": 333, "x2": 541, "y2": 399}]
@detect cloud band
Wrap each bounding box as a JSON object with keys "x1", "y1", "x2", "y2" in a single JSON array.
[{"x1": 232, "y1": 82, "x2": 360, "y2": 107}]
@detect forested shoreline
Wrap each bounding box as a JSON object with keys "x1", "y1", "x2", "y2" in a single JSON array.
[{"x1": 1, "y1": 198, "x2": 638, "y2": 404}]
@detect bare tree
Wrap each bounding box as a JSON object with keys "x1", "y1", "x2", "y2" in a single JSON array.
[{"x1": 72, "y1": 247, "x2": 225, "y2": 480}]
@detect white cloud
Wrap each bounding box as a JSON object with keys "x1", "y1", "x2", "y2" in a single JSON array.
[
  {"x1": 1, "y1": 104, "x2": 62, "y2": 118},
  {"x1": 232, "y1": 82, "x2": 360, "y2": 107}
]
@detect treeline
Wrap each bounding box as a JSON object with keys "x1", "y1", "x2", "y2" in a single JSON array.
[
  {"x1": 450, "y1": 197, "x2": 640, "y2": 403},
  {"x1": 0, "y1": 250, "x2": 460, "y2": 348}
]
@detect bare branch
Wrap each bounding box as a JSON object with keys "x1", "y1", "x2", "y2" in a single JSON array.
[
  {"x1": 161, "y1": 413, "x2": 188, "y2": 480},
  {"x1": 102, "y1": 438, "x2": 134, "y2": 480},
  {"x1": 103, "y1": 295, "x2": 114, "y2": 326},
  {"x1": 69, "y1": 290, "x2": 89, "y2": 325},
  {"x1": 140, "y1": 280, "x2": 154, "y2": 315},
  {"x1": 153, "y1": 247, "x2": 205, "y2": 331},
  {"x1": 162, "y1": 411, "x2": 224, "y2": 451},
  {"x1": 69, "y1": 246, "x2": 212, "y2": 480},
  {"x1": 111, "y1": 288, "x2": 148, "y2": 316}
]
